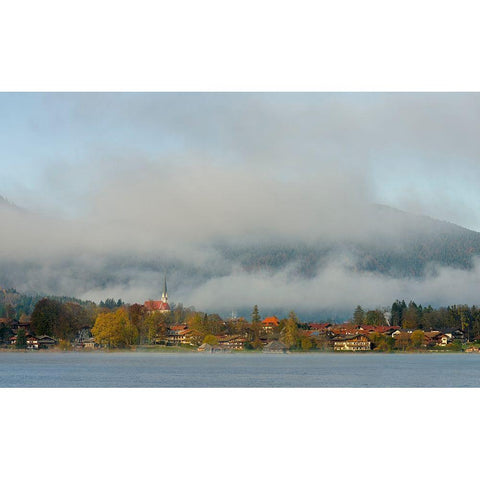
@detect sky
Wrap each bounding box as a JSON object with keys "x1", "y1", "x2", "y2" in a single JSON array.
[
  {"x1": 2, "y1": 93, "x2": 480, "y2": 229},
  {"x1": 2, "y1": 92, "x2": 480, "y2": 315}
]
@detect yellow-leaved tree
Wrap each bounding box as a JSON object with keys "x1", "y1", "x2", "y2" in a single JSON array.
[
  {"x1": 281, "y1": 311, "x2": 300, "y2": 348},
  {"x1": 92, "y1": 308, "x2": 138, "y2": 348}
]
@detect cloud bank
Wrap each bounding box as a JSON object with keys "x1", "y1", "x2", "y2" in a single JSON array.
[{"x1": 2, "y1": 93, "x2": 480, "y2": 316}]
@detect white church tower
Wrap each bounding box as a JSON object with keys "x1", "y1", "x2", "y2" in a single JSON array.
[{"x1": 161, "y1": 275, "x2": 168, "y2": 303}]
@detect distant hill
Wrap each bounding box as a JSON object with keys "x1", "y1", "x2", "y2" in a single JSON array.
[
  {"x1": 0, "y1": 197, "x2": 479, "y2": 312},
  {"x1": 219, "y1": 205, "x2": 480, "y2": 278}
]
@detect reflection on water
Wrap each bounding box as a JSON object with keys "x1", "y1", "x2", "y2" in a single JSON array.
[{"x1": 0, "y1": 352, "x2": 479, "y2": 388}]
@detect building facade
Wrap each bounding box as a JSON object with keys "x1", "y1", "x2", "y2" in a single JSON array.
[{"x1": 333, "y1": 335, "x2": 371, "y2": 351}]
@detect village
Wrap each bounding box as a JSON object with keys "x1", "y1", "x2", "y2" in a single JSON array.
[
  {"x1": 139, "y1": 318, "x2": 472, "y2": 353},
  {"x1": 0, "y1": 310, "x2": 476, "y2": 354},
  {"x1": 1, "y1": 281, "x2": 480, "y2": 353}
]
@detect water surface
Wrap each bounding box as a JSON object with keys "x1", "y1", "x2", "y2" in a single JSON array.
[{"x1": 0, "y1": 352, "x2": 479, "y2": 387}]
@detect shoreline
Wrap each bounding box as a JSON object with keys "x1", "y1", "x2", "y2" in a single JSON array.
[{"x1": 0, "y1": 347, "x2": 474, "y2": 355}]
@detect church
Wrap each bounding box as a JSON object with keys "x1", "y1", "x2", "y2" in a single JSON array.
[{"x1": 144, "y1": 276, "x2": 171, "y2": 314}]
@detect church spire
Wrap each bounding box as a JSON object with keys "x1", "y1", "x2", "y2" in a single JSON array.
[{"x1": 161, "y1": 275, "x2": 168, "y2": 302}]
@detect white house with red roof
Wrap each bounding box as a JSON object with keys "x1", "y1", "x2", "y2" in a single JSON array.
[{"x1": 261, "y1": 316, "x2": 280, "y2": 333}]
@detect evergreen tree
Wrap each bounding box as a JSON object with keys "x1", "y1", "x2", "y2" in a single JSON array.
[
  {"x1": 391, "y1": 300, "x2": 407, "y2": 325},
  {"x1": 15, "y1": 328, "x2": 27, "y2": 349},
  {"x1": 402, "y1": 302, "x2": 420, "y2": 330},
  {"x1": 5, "y1": 304, "x2": 16, "y2": 321},
  {"x1": 251, "y1": 305, "x2": 261, "y2": 323},
  {"x1": 353, "y1": 306, "x2": 365, "y2": 325},
  {"x1": 250, "y1": 305, "x2": 262, "y2": 343},
  {"x1": 0, "y1": 323, "x2": 9, "y2": 343},
  {"x1": 365, "y1": 309, "x2": 387, "y2": 326}
]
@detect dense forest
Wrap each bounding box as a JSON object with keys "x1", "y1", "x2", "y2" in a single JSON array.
[{"x1": 219, "y1": 211, "x2": 480, "y2": 278}]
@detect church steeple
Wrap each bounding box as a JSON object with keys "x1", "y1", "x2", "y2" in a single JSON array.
[{"x1": 161, "y1": 275, "x2": 168, "y2": 303}]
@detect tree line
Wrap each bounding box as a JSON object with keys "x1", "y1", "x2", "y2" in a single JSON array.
[
  {"x1": 4, "y1": 290, "x2": 480, "y2": 350},
  {"x1": 353, "y1": 300, "x2": 480, "y2": 341}
]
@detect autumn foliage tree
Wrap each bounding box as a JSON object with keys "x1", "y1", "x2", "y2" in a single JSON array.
[
  {"x1": 30, "y1": 298, "x2": 63, "y2": 337},
  {"x1": 91, "y1": 308, "x2": 138, "y2": 348},
  {"x1": 410, "y1": 330, "x2": 425, "y2": 348},
  {"x1": 30, "y1": 298, "x2": 94, "y2": 340},
  {"x1": 300, "y1": 334, "x2": 313, "y2": 350},
  {"x1": 281, "y1": 311, "x2": 300, "y2": 348},
  {"x1": 203, "y1": 334, "x2": 218, "y2": 345}
]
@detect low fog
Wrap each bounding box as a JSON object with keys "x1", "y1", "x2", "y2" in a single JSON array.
[{"x1": 2, "y1": 93, "x2": 480, "y2": 316}]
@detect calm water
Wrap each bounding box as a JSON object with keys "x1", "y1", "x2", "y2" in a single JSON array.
[{"x1": 1, "y1": 352, "x2": 480, "y2": 387}]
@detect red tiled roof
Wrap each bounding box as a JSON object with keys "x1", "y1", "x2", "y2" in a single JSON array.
[
  {"x1": 309, "y1": 323, "x2": 331, "y2": 330},
  {"x1": 170, "y1": 325, "x2": 188, "y2": 331},
  {"x1": 144, "y1": 300, "x2": 170, "y2": 311},
  {"x1": 262, "y1": 316, "x2": 279, "y2": 326}
]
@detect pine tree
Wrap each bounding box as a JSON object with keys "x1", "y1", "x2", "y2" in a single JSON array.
[
  {"x1": 251, "y1": 305, "x2": 261, "y2": 323},
  {"x1": 391, "y1": 300, "x2": 407, "y2": 326},
  {"x1": 353, "y1": 306, "x2": 365, "y2": 325},
  {"x1": 250, "y1": 305, "x2": 261, "y2": 343},
  {"x1": 15, "y1": 328, "x2": 27, "y2": 349},
  {"x1": 402, "y1": 303, "x2": 420, "y2": 330}
]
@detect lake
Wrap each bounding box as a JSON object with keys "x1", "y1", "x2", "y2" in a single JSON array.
[{"x1": 1, "y1": 352, "x2": 480, "y2": 387}]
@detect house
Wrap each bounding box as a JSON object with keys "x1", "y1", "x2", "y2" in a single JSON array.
[
  {"x1": 26, "y1": 334, "x2": 39, "y2": 349},
  {"x1": 10, "y1": 320, "x2": 32, "y2": 334},
  {"x1": 198, "y1": 343, "x2": 211, "y2": 352},
  {"x1": 261, "y1": 316, "x2": 280, "y2": 334},
  {"x1": 263, "y1": 340, "x2": 288, "y2": 353},
  {"x1": 443, "y1": 328, "x2": 465, "y2": 342},
  {"x1": 371, "y1": 326, "x2": 400, "y2": 335},
  {"x1": 465, "y1": 346, "x2": 480, "y2": 353},
  {"x1": 438, "y1": 333, "x2": 454, "y2": 346},
  {"x1": 392, "y1": 329, "x2": 414, "y2": 337},
  {"x1": 217, "y1": 335, "x2": 247, "y2": 350},
  {"x1": 423, "y1": 331, "x2": 443, "y2": 347},
  {"x1": 330, "y1": 325, "x2": 365, "y2": 336},
  {"x1": 83, "y1": 338, "x2": 98, "y2": 349},
  {"x1": 333, "y1": 335, "x2": 371, "y2": 351},
  {"x1": 73, "y1": 327, "x2": 94, "y2": 348},
  {"x1": 197, "y1": 343, "x2": 225, "y2": 353},
  {"x1": 9, "y1": 333, "x2": 40, "y2": 348},
  {"x1": 428, "y1": 329, "x2": 465, "y2": 347},
  {"x1": 26, "y1": 335, "x2": 57, "y2": 350},
  {"x1": 165, "y1": 325, "x2": 191, "y2": 345}
]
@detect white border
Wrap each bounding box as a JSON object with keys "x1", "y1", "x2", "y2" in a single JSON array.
[
  {"x1": 2, "y1": 1, "x2": 480, "y2": 479},
  {"x1": 1, "y1": 0, "x2": 480, "y2": 91}
]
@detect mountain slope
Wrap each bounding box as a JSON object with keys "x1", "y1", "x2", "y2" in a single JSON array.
[
  {"x1": 1, "y1": 199, "x2": 480, "y2": 304},
  {"x1": 219, "y1": 205, "x2": 480, "y2": 278}
]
